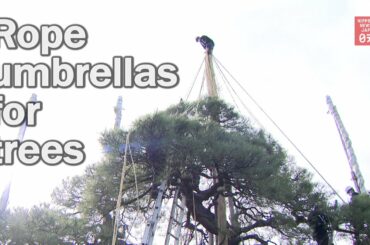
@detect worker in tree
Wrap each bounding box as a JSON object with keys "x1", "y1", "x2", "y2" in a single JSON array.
[
  {"x1": 345, "y1": 186, "x2": 359, "y2": 199},
  {"x1": 308, "y1": 206, "x2": 333, "y2": 245},
  {"x1": 196, "y1": 35, "x2": 214, "y2": 54},
  {"x1": 345, "y1": 186, "x2": 363, "y2": 243}
]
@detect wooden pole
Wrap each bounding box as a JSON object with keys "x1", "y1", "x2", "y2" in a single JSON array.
[
  {"x1": 204, "y1": 51, "x2": 228, "y2": 245},
  {"x1": 112, "y1": 132, "x2": 130, "y2": 245},
  {"x1": 205, "y1": 52, "x2": 218, "y2": 98}
]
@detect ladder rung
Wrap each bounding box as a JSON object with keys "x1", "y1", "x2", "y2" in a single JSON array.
[
  {"x1": 172, "y1": 219, "x2": 182, "y2": 225},
  {"x1": 170, "y1": 233, "x2": 179, "y2": 240},
  {"x1": 175, "y1": 203, "x2": 184, "y2": 210}
]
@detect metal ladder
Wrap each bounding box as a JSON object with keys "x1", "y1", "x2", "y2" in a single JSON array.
[
  {"x1": 164, "y1": 187, "x2": 186, "y2": 245},
  {"x1": 142, "y1": 180, "x2": 167, "y2": 245},
  {"x1": 0, "y1": 94, "x2": 37, "y2": 214}
]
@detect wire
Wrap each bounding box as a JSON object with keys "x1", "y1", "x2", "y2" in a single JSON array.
[{"x1": 213, "y1": 56, "x2": 346, "y2": 203}]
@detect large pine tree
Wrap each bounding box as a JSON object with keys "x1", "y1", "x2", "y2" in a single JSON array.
[{"x1": 54, "y1": 98, "x2": 330, "y2": 244}]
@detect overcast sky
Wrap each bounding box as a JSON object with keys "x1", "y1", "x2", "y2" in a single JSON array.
[{"x1": 0, "y1": 1, "x2": 370, "y2": 232}]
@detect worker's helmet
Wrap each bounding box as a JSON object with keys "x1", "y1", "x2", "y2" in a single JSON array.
[{"x1": 345, "y1": 186, "x2": 355, "y2": 194}]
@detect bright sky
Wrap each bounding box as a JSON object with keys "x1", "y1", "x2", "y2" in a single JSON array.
[{"x1": 0, "y1": 0, "x2": 370, "y2": 233}]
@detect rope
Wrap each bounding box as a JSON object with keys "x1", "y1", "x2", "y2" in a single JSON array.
[
  {"x1": 112, "y1": 131, "x2": 130, "y2": 245},
  {"x1": 186, "y1": 58, "x2": 205, "y2": 102},
  {"x1": 212, "y1": 56, "x2": 346, "y2": 203},
  {"x1": 198, "y1": 68, "x2": 206, "y2": 100},
  {"x1": 213, "y1": 58, "x2": 265, "y2": 130},
  {"x1": 125, "y1": 143, "x2": 140, "y2": 241},
  {"x1": 214, "y1": 61, "x2": 241, "y2": 109},
  {"x1": 192, "y1": 178, "x2": 198, "y2": 245},
  {"x1": 128, "y1": 144, "x2": 139, "y2": 208}
]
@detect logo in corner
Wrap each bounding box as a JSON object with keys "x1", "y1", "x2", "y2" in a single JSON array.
[{"x1": 355, "y1": 16, "x2": 370, "y2": 45}]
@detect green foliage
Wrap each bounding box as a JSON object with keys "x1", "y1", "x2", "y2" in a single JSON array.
[
  {"x1": 333, "y1": 194, "x2": 370, "y2": 244},
  {"x1": 349, "y1": 195, "x2": 370, "y2": 234},
  {"x1": 128, "y1": 98, "x2": 329, "y2": 243}
]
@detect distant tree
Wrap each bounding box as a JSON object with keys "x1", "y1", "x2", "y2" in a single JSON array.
[
  {"x1": 0, "y1": 205, "x2": 61, "y2": 244},
  {"x1": 0, "y1": 203, "x2": 92, "y2": 244}
]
